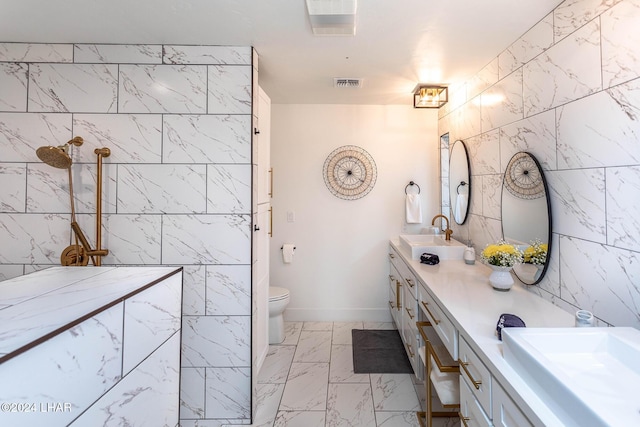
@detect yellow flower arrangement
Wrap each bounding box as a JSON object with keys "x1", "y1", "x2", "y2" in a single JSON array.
[
  {"x1": 481, "y1": 240, "x2": 523, "y2": 267},
  {"x1": 523, "y1": 239, "x2": 548, "y2": 265}
]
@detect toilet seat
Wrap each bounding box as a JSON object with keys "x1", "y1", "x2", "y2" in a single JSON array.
[{"x1": 269, "y1": 286, "x2": 290, "y2": 302}]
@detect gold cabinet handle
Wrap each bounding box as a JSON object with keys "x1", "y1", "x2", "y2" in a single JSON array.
[
  {"x1": 389, "y1": 253, "x2": 396, "y2": 259},
  {"x1": 460, "y1": 360, "x2": 482, "y2": 390},
  {"x1": 458, "y1": 412, "x2": 470, "y2": 427},
  {"x1": 268, "y1": 167, "x2": 273, "y2": 197},
  {"x1": 421, "y1": 301, "x2": 440, "y2": 324},
  {"x1": 268, "y1": 207, "x2": 273, "y2": 237},
  {"x1": 396, "y1": 281, "x2": 402, "y2": 309},
  {"x1": 405, "y1": 307, "x2": 414, "y2": 320},
  {"x1": 405, "y1": 278, "x2": 415, "y2": 288},
  {"x1": 406, "y1": 342, "x2": 415, "y2": 358}
]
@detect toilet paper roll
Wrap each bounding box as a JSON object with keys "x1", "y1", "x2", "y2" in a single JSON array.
[{"x1": 282, "y1": 244, "x2": 295, "y2": 264}]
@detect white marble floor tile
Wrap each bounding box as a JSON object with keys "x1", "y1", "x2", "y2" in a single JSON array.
[
  {"x1": 375, "y1": 411, "x2": 421, "y2": 427},
  {"x1": 258, "y1": 345, "x2": 295, "y2": 384},
  {"x1": 364, "y1": 321, "x2": 397, "y2": 330},
  {"x1": 326, "y1": 382, "x2": 375, "y2": 427},
  {"x1": 302, "y1": 321, "x2": 334, "y2": 331},
  {"x1": 329, "y1": 345, "x2": 370, "y2": 384},
  {"x1": 371, "y1": 374, "x2": 421, "y2": 411},
  {"x1": 279, "y1": 362, "x2": 329, "y2": 411},
  {"x1": 332, "y1": 321, "x2": 363, "y2": 345},
  {"x1": 273, "y1": 410, "x2": 326, "y2": 427},
  {"x1": 293, "y1": 330, "x2": 332, "y2": 363},
  {"x1": 281, "y1": 322, "x2": 303, "y2": 345},
  {"x1": 251, "y1": 383, "x2": 285, "y2": 427}
]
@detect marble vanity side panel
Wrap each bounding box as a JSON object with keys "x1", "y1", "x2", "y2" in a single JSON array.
[
  {"x1": 162, "y1": 214, "x2": 251, "y2": 264},
  {"x1": 481, "y1": 68, "x2": 524, "y2": 132},
  {"x1": 206, "y1": 164, "x2": 252, "y2": 214},
  {"x1": 205, "y1": 265, "x2": 251, "y2": 316},
  {"x1": 123, "y1": 273, "x2": 182, "y2": 374},
  {"x1": 500, "y1": 109, "x2": 557, "y2": 171},
  {"x1": 117, "y1": 164, "x2": 207, "y2": 214},
  {"x1": 0, "y1": 62, "x2": 28, "y2": 111},
  {"x1": 0, "y1": 303, "x2": 123, "y2": 427},
  {"x1": 182, "y1": 265, "x2": 206, "y2": 316},
  {"x1": 73, "y1": 114, "x2": 163, "y2": 164},
  {"x1": 74, "y1": 44, "x2": 162, "y2": 64},
  {"x1": 0, "y1": 213, "x2": 70, "y2": 264},
  {"x1": 119, "y1": 64, "x2": 207, "y2": 114},
  {"x1": 163, "y1": 45, "x2": 252, "y2": 65},
  {"x1": 499, "y1": 13, "x2": 554, "y2": 79},
  {"x1": 554, "y1": 0, "x2": 622, "y2": 41},
  {"x1": 606, "y1": 166, "x2": 640, "y2": 252},
  {"x1": 557, "y1": 79, "x2": 640, "y2": 169},
  {"x1": 546, "y1": 168, "x2": 606, "y2": 243},
  {"x1": 524, "y1": 20, "x2": 602, "y2": 117},
  {"x1": 0, "y1": 164, "x2": 26, "y2": 212},
  {"x1": 0, "y1": 112, "x2": 72, "y2": 162},
  {"x1": 180, "y1": 367, "x2": 206, "y2": 420},
  {"x1": 28, "y1": 64, "x2": 118, "y2": 113},
  {"x1": 207, "y1": 65, "x2": 252, "y2": 114},
  {"x1": 162, "y1": 114, "x2": 252, "y2": 164},
  {"x1": 467, "y1": 58, "x2": 499, "y2": 100},
  {"x1": 205, "y1": 367, "x2": 252, "y2": 419},
  {"x1": 601, "y1": 0, "x2": 640, "y2": 88},
  {"x1": 70, "y1": 332, "x2": 181, "y2": 427},
  {"x1": 99, "y1": 214, "x2": 162, "y2": 265},
  {"x1": 0, "y1": 43, "x2": 73, "y2": 62},
  {"x1": 560, "y1": 236, "x2": 640, "y2": 328},
  {"x1": 181, "y1": 315, "x2": 251, "y2": 367}
]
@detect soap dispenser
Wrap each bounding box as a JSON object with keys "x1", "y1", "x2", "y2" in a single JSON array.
[{"x1": 464, "y1": 241, "x2": 475, "y2": 265}]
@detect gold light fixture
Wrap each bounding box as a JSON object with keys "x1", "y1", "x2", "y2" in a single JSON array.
[{"x1": 413, "y1": 84, "x2": 448, "y2": 108}]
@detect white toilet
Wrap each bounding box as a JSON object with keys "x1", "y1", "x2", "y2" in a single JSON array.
[{"x1": 268, "y1": 286, "x2": 290, "y2": 344}]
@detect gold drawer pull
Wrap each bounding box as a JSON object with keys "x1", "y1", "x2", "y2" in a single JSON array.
[
  {"x1": 405, "y1": 278, "x2": 415, "y2": 287},
  {"x1": 396, "y1": 281, "x2": 402, "y2": 309},
  {"x1": 405, "y1": 307, "x2": 414, "y2": 319},
  {"x1": 459, "y1": 412, "x2": 470, "y2": 427},
  {"x1": 406, "y1": 342, "x2": 415, "y2": 358},
  {"x1": 460, "y1": 360, "x2": 482, "y2": 389},
  {"x1": 389, "y1": 253, "x2": 395, "y2": 259},
  {"x1": 421, "y1": 301, "x2": 440, "y2": 325}
]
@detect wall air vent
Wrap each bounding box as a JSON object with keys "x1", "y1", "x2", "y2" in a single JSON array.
[{"x1": 334, "y1": 78, "x2": 363, "y2": 88}]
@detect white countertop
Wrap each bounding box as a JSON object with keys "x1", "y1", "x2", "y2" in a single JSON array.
[
  {"x1": 390, "y1": 240, "x2": 575, "y2": 426},
  {"x1": 0, "y1": 266, "x2": 182, "y2": 363}
]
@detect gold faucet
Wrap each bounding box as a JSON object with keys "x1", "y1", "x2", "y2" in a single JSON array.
[{"x1": 431, "y1": 214, "x2": 453, "y2": 241}]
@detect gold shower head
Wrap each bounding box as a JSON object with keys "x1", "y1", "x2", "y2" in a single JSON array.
[{"x1": 35, "y1": 136, "x2": 83, "y2": 169}]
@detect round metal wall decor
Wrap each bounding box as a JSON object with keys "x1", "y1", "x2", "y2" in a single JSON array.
[
  {"x1": 323, "y1": 145, "x2": 377, "y2": 200},
  {"x1": 504, "y1": 151, "x2": 545, "y2": 199}
]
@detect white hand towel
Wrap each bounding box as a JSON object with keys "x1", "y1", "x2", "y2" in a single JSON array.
[
  {"x1": 405, "y1": 194, "x2": 422, "y2": 224},
  {"x1": 282, "y1": 243, "x2": 295, "y2": 264},
  {"x1": 454, "y1": 193, "x2": 468, "y2": 223}
]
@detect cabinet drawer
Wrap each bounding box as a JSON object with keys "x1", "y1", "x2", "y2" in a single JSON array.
[
  {"x1": 403, "y1": 317, "x2": 421, "y2": 378},
  {"x1": 492, "y1": 380, "x2": 533, "y2": 427},
  {"x1": 460, "y1": 375, "x2": 492, "y2": 427},
  {"x1": 459, "y1": 337, "x2": 491, "y2": 419},
  {"x1": 418, "y1": 285, "x2": 458, "y2": 360},
  {"x1": 389, "y1": 245, "x2": 418, "y2": 298}
]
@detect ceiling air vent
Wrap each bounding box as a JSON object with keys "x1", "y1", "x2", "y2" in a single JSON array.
[{"x1": 334, "y1": 78, "x2": 362, "y2": 88}]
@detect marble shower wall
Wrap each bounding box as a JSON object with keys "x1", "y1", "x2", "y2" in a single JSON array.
[
  {"x1": 440, "y1": 0, "x2": 640, "y2": 328},
  {"x1": 0, "y1": 43, "x2": 254, "y2": 425}
]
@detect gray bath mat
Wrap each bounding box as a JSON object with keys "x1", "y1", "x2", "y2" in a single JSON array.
[{"x1": 352, "y1": 329, "x2": 413, "y2": 374}]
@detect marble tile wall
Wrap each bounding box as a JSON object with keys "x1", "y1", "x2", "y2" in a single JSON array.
[
  {"x1": 0, "y1": 43, "x2": 254, "y2": 425},
  {"x1": 441, "y1": 0, "x2": 640, "y2": 328}
]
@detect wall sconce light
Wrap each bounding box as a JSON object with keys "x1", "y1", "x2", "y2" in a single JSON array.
[{"x1": 413, "y1": 84, "x2": 448, "y2": 108}]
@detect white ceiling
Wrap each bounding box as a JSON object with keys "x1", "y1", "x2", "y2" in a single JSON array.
[{"x1": 0, "y1": 0, "x2": 562, "y2": 105}]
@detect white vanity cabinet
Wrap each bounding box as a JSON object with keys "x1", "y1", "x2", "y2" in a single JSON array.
[{"x1": 459, "y1": 337, "x2": 492, "y2": 419}]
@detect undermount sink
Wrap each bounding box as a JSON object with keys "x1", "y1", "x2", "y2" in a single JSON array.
[
  {"x1": 399, "y1": 234, "x2": 466, "y2": 260},
  {"x1": 502, "y1": 327, "x2": 640, "y2": 427}
]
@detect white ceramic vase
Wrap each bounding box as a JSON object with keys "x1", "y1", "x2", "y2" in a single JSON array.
[{"x1": 489, "y1": 265, "x2": 514, "y2": 291}]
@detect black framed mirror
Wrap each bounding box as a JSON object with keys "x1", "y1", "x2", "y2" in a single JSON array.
[
  {"x1": 449, "y1": 140, "x2": 471, "y2": 224},
  {"x1": 501, "y1": 152, "x2": 552, "y2": 285}
]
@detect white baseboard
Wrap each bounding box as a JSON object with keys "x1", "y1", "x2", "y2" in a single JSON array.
[{"x1": 283, "y1": 307, "x2": 392, "y2": 322}]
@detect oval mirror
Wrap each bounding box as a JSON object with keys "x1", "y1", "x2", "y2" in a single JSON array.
[
  {"x1": 501, "y1": 152, "x2": 552, "y2": 285},
  {"x1": 449, "y1": 140, "x2": 471, "y2": 224}
]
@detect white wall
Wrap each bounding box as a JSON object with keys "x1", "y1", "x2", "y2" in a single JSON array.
[
  {"x1": 270, "y1": 104, "x2": 438, "y2": 321},
  {"x1": 441, "y1": 0, "x2": 640, "y2": 328}
]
